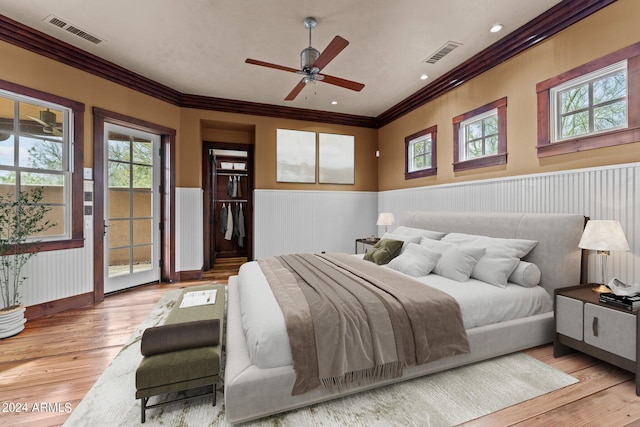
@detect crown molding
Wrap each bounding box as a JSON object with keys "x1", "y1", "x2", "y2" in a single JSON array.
[
  {"x1": 375, "y1": 0, "x2": 617, "y2": 127},
  {"x1": 0, "y1": 0, "x2": 616, "y2": 130}
]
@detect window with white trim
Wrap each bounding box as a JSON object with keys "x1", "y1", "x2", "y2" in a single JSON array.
[
  {"x1": 459, "y1": 109, "x2": 498, "y2": 160},
  {"x1": 405, "y1": 125, "x2": 437, "y2": 179},
  {"x1": 0, "y1": 80, "x2": 84, "y2": 250},
  {"x1": 551, "y1": 61, "x2": 627, "y2": 143},
  {"x1": 536, "y1": 42, "x2": 640, "y2": 158},
  {"x1": 452, "y1": 97, "x2": 507, "y2": 172}
]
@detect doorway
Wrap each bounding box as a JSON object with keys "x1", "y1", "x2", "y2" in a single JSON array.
[
  {"x1": 202, "y1": 141, "x2": 254, "y2": 270},
  {"x1": 103, "y1": 123, "x2": 161, "y2": 293}
]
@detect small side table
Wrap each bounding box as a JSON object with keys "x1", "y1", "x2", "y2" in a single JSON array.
[
  {"x1": 554, "y1": 284, "x2": 640, "y2": 395},
  {"x1": 355, "y1": 237, "x2": 379, "y2": 254}
]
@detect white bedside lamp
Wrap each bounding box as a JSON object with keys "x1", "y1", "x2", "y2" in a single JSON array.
[
  {"x1": 376, "y1": 213, "x2": 396, "y2": 233},
  {"x1": 578, "y1": 220, "x2": 630, "y2": 293}
]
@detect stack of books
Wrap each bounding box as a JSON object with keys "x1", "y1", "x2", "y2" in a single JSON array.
[{"x1": 599, "y1": 292, "x2": 640, "y2": 311}]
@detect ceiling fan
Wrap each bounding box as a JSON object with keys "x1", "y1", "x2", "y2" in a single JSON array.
[
  {"x1": 245, "y1": 17, "x2": 365, "y2": 101},
  {"x1": 28, "y1": 109, "x2": 63, "y2": 137}
]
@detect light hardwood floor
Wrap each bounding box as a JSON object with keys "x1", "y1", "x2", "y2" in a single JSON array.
[{"x1": 1, "y1": 256, "x2": 639, "y2": 427}]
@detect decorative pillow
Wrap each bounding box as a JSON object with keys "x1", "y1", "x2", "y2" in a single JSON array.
[
  {"x1": 442, "y1": 233, "x2": 538, "y2": 258},
  {"x1": 393, "y1": 226, "x2": 447, "y2": 241},
  {"x1": 363, "y1": 238, "x2": 404, "y2": 265},
  {"x1": 442, "y1": 232, "x2": 538, "y2": 287},
  {"x1": 508, "y1": 261, "x2": 542, "y2": 287},
  {"x1": 140, "y1": 319, "x2": 220, "y2": 356},
  {"x1": 471, "y1": 249, "x2": 520, "y2": 288},
  {"x1": 419, "y1": 239, "x2": 485, "y2": 282},
  {"x1": 387, "y1": 243, "x2": 442, "y2": 277},
  {"x1": 381, "y1": 232, "x2": 422, "y2": 252}
]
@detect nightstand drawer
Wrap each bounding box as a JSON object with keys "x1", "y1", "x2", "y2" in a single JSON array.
[
  {"x1": 584, "y1": 303, "x2": 636, "y2": 361},
  {"x1": 556, "y1": 295, "x2": 584, "y2": 340}
]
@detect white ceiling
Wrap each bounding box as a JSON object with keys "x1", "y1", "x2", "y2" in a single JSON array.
[{"x1": 0, "y1": 0, "x2": 562, "y2": 117}]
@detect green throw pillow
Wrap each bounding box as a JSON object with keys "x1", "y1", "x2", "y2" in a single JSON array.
[{"x1": 363, "y1": 238, "x2": 403, "y2": 265}]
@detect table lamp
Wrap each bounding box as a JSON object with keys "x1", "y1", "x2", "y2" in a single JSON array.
[
  {"x1": 578, "y1": 219, "x2": 630, "y2": 293},
  {"x1": 376, "y1": 213, "x2": 395, "y2": 233}
]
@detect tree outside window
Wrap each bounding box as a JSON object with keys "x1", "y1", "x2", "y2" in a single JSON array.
[{"x1": 554, "y1": 62, "x2": 627, "y2": 142}]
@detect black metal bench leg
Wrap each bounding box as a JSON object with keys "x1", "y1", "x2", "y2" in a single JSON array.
[
  {"x1": 141, "y1": 397, "x2": 148, "y2": 423},
  {"x1": 212, "y1": 383, "x2": 216, "y2": 406}
]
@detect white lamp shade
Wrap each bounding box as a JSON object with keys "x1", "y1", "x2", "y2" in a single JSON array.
[
  {"x1": 376, "y1": 213, "x2": 396, "y2": 227},
  {"x1": 578, "y1": 220, "x2": 630, "y2": 251}
]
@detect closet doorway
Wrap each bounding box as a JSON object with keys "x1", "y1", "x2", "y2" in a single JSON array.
[{"x1": 202, "y1": 141, "x2": 254, "y2": 270}]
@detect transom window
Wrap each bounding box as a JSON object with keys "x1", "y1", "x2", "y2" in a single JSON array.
[
  {"x1": 0, "y1": 79, "x2": 84, "y2": 250},
  {"x1": 536, "y1": 42, "x2": 640, "y2": 157},
  {"x1": 551, "y1": 61, "x2": 627, "y2": 142},
  {"x1": 452, "y1": 97, "x2": 507, "y2": 172},
  {"x1": 459, "y1": 109, "x2": 498, "y2": 160},
  {"x1": 405, "y1": 125, "x2": 437, "y2": 179}
]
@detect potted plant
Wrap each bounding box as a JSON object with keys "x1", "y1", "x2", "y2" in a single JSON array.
[{"x1": 0, "y1": 186, "x2": 54, "y2": 339}]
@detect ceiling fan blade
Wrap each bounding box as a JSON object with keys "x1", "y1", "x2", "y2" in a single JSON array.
[
  {"x1": 319, "y1": 74, "x2": 365, "y2": 92},
  {"x1": 245, "y1": 58, "x2": 299, "y2": 74},
  {"x1": 27, "y1": 115, "x2": 51, "y2": 128},
  {"x1": 285, "y1": 80, "x2": 308, "y2": 101},
  {"x1": 312, "y1": 36, "x2": 349, "y2": 71}
]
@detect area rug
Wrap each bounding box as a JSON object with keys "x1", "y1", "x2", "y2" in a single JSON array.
[{"x1": 63, "y1": 289, "x2": 577, "y2": 427}]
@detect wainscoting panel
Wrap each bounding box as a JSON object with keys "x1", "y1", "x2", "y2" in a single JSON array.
[
  {"x1": 254, "y1": 190, "x2": 378, "y2": 259},
  {"x1": 379, "y1": 162, "x2": 640, "y2": 286},
  {"x1": 20, "y1": 181, "x2": 94, "y2": 307},
  {"x1": 175, "y1": 187, "x2": 204, "y2": 272}
]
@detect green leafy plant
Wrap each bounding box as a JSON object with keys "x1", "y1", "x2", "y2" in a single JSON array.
[{"x1": 0, "y1": 187, "x2": 55, "y2": 311}]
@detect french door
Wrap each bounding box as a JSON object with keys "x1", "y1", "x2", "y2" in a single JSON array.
[{"x1": 103, "y1": 123, "x2": 160, "y2": 293}]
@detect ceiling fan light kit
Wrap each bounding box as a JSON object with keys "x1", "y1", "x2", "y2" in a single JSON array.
[{"x1": 245, "y1": 16, "x2": 364, "y2": 101}]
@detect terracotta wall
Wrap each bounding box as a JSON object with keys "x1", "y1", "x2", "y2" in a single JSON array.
[{"x1": 377, "y1": 0, "x2": 640, "y2": 191}]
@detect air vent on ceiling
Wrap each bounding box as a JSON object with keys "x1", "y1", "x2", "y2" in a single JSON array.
[
  {"x1": 44, "y1": 14, "x2": 104, "y2": 45},
  {"x1": 424, "y1": 41, "x2": 462, "y2": 64}
]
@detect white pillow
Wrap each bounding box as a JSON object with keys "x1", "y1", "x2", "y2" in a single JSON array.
[
  {"x1": 387, "y1": 243, "x2": 441, "y2": 277},
  {"x1": 442, "y1": 233, "x2": 538, "y2": 258},
  {"x1": 508, "y1": 261, "x2": 542, "y2": 287},
  {"x1": 472, "y1": 249, "x2": 519, "y2": 288},
  {"x1": 382, "y1": 232, "x2": 422, "y2": 252},
  {"x1": 420, "y1": 239, "x2": 485, "y2": 282},
  {"x1": 442, "y1": 232, "x2": 538, "y2": 288},
  {"x1": 392, "y1": 226, "x2": 446, "y2": 241}
]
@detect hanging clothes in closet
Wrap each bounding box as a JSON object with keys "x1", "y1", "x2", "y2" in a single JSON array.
[
  {"x1": 237, "y1": 203, "x2": 245, "y2": 247},
  {"x1": 219, "y1": 203, "x2": 227, "y2": 234},
  {"x1": 224, "y1": 203, "x2": 233, "y2": 240}
]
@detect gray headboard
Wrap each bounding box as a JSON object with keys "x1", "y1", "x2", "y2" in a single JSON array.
[{"x1": 401, "y1": 212, "x2": 586, "y2": 296}]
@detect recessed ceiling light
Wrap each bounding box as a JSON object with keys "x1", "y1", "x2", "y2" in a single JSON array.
[
  {"x1": 331, "y1": 100, "x2": 338, "y2": 105},
  {"x1": 420, "y1": 74, "x2": 429, "y2": 80},
  {"x1": 490, "y1": 24, "x2": 504, "y2": 33}
]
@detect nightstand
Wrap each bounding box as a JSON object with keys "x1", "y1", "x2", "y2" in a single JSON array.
[
  {"x1": 554, "y1": 284, "x2": 640, "y2": 395},
  {"x1": 355, "y1": 238, "x2": 379, "y2": 254}
]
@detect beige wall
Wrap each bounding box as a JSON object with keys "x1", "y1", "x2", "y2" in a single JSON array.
[
  {"x1": 2, "y1": 0, "x2": 637, "y2": 194},
  {"x1": 378, "y1": 0, "x2": 640, "y2": 191},
  {"x1": 0, "y1": 42, "x2": 181, "y2": 167},
  {"x1": 179, "y1": 108, "x2": 378, "y2": 190}
]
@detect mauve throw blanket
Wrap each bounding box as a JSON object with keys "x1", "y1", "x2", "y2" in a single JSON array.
[{"x1": 257, "y1": 253, "x2": 470, "y2": 396}]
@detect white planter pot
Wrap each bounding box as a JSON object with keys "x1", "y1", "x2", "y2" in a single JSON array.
[{"x1": 0, "y1": 304, "x2": 26, "y2": 339}]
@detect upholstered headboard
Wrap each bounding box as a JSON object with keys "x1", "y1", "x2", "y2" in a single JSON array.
[{"x1": 400, "y1": 212, "x2": 586, "y2": 296}]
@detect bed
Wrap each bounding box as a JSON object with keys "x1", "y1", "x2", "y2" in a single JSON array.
[{"x1": 224, "y1": 212, "x2": 585, "y2": 424}]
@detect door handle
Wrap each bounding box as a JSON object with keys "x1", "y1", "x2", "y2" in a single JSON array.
[{"x1": 592, "y1": 316, "x2": 599, "y2": 337}]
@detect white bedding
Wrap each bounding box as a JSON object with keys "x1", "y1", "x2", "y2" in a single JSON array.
[{"x1": 237, "y1": 259, "x2": 553, "y2": 369}]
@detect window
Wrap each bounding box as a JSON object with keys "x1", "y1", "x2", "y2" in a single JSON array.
[
  {"x1": 452, "y1": 97, "x2": 507, "y2": 172},
  {"x1": 405, "y1": 125, "x2": 437, "y2": 179},
  {"x1": 536, "y1": 42, "x2": 640, "y2": 157},
  {"x1": 551, "y1": 61, "x2": 627, "y2": 142},
  {"x1": 0, "y1": 79, "x2": 84, "y2": 251}
]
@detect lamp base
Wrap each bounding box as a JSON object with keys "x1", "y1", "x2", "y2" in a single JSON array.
[{"x1": 592, "y1": 284, "x2": 611, "y2": 293}]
